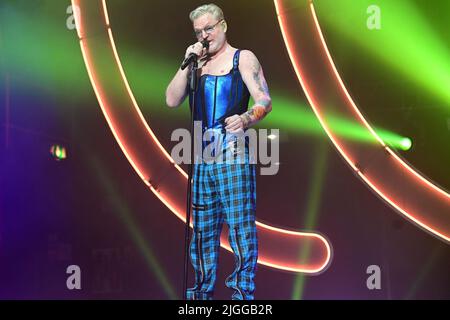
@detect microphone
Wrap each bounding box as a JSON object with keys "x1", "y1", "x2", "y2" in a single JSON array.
[{"x1": 181, "y1": 40, "x2": 209, "y2": 70}]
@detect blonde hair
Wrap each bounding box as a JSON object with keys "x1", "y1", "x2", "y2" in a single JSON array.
[{"x1": 189, "y1": 3, "x2": 225, "y2": 22}]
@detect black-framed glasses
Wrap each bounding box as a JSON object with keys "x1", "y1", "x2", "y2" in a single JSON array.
[{"x1": 193, "y1": 19, "x2": 223, "y2": 39}]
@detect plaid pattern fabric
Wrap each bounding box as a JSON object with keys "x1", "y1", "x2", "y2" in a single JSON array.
[{"x1": 186, "y1": 161, "x2": 258, "y2": 300}]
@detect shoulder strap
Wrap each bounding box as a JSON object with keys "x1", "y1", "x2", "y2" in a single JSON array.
[{"x1": 232, "y1": 49, "x2": 241, "y2": 70}]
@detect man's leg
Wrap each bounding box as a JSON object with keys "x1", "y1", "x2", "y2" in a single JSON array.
[
  {"x1": 217, "y1": 163, "x2": 258, "y2": 300},
  {"x1": 186, "y1": 164, "x2": 223, "y2": 300}
]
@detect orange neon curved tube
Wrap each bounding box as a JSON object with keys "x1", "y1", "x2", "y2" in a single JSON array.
[
  {"x1": 72, "y1": 0, "x2": 332, "y2": 273},
  {"x1": 274, "y1": 0, "x2": 450, "y2": 243}
]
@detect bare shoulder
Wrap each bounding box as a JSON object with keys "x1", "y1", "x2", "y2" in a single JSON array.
[{"x1": 239, "y1": 50, "x2": 261, "y2": 70}]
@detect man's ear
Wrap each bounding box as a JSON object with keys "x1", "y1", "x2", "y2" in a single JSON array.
[{"x1": 222, "y1": 20, "x2": 227, "y2": 32}]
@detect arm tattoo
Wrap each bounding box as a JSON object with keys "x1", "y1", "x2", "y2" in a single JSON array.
[
  {"x1": 241, "y1": 103, "x2": 271, "y2": 128},
  {"x1": 240, "y1": 54, "x2": 272, "y2": 129},
  {"x1": 251, "y1": 59, "x2": 270, "y2": 97}
]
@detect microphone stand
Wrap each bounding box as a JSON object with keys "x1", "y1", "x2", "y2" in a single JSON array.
[{"x1": 182, "y1": 55, "x2": 198, "y2": 300}]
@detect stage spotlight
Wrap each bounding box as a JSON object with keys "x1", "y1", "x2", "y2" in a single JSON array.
[
  {"x1": 400, "y1": 137, "x2": 412, "y2": 151},
  {"x1": 50, "y1": 144, "x2": 67, "y2": 161}
]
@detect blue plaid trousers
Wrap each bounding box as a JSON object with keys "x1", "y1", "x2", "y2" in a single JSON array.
[{"x1": 186, "y1": 161, "x2": 258, "y2": 300}]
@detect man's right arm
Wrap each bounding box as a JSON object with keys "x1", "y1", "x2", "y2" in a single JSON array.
[
  {"x1": 165, "y1": 41, "x2": 206, "y2": 108},
  {"x1": 165, "y1": 67, "x2": 190, "y2": 108}
]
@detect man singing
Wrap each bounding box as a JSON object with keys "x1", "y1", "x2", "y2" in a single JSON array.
[{"x1": 165, "y1": 3, "x2": 272, "y2": 300}]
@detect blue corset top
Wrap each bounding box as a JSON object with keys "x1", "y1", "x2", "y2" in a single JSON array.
[{"x1": 189, "y1": 49, "x2": 251, "y2": 132}]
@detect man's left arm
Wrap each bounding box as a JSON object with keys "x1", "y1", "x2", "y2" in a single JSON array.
[{"x1": 224, "y1": 50, "x2": 272, "y2": 132}]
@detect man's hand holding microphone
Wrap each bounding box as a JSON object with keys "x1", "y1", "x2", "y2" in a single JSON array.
[{"x1": 181, "y1": 40, "x2": 209, "y2": 70}]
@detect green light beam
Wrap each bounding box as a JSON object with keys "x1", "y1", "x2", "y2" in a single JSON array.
[
  {"x1": 314, "y1": 0, "x2": 450, "y2": 107},
  {"x1": 86, "y1": 153, "x2": 178, "y2": 299},
  {"x1": 291, "y1": 140, "x2": 329, "y2": 300}
]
